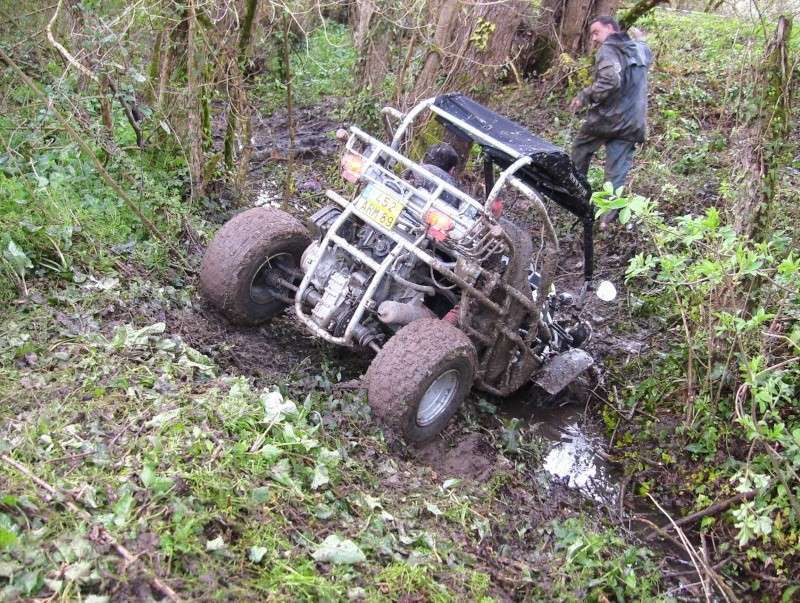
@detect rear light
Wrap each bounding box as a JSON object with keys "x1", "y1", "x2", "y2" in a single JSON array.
[
  {"x1": 341, "y1": 152, "x2": 364, "y2": 183},
  {"x1": 425, "y1": 210, "x2": 454, "y2": 241},
  {"x1": 490, "y1": 198, "x2": 503, "y2": 217}
]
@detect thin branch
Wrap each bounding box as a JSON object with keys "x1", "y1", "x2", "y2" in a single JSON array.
[
  {"x1": 45, "y1": 0, "x2": 98, "y2": 84},
  {"x1": 650, "y1": 487, "x2": 762, "y2": 534}
]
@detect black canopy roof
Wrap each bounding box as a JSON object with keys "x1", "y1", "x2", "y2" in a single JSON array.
[{"x1": 432, "y1": 93, "x2": 592, "y2": 219}]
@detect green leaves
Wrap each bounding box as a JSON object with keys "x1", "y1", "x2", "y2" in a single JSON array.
[
  {"x1": 310, "y1": 463, "x2": 330, "y2": 491},
  {"x1": 140, "y1": 464, "x2": 174, "y2": 495},
  {"x1": 312, "y1": 535, "x2": 366, "y2": 565},
  {"x1": 109, "y1": 322, "x2": 167, "y2": 350},
  {"x1": 0, "y1": 528, "x2": 18, "y2": 550},
  {"x1": 731, "y1": 500, "x2": 774, "y2": 547},
  {"x1": 550, "y1": 518, "x2": 660, "y2": 600},
  {"x1": 2, "y1": 238, "x2": 32, "y2": 276},
  {"x1": 591, "y1": 186, "x2": 653, "y2": 225}
]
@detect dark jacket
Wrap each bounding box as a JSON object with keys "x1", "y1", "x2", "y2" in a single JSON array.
[{"x1": 578, "y1": 32, "x2": 652, "y2": 142}]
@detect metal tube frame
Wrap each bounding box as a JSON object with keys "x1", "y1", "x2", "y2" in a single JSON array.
[{"x1": 292, "y1": 97, "x2": 566, "y2": 393}]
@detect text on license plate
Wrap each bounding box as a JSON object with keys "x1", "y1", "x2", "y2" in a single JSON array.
[{"x1": 354, "y1": 186, "x2": 406, "y2": 229}]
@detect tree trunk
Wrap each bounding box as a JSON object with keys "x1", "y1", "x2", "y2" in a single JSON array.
[
  {"x1": 407, "y1": 0, "x2": 529, "y2": 106},
  {"x1": 733, "y1": 16, "x2": 794, "y2": 240},
  {"x1": 186, "y1": 0, "x2": 204, "y2": 201},
  {"x1": 409, "y1": 0, "x2": 460, "y2": 104},
  {"x1": 281, "y1": 11, "x2": 295, "y2": 201},
  {"x1": 146, "y1": 29, "x2": 164, "y2": 104},
  {"x1": 223, "y1": 0, "x2": 258, "y2": 171},
  {"x1": 560, "y1": 0, "x2": 594, "y2": 54},
  {"x1": 351, "y1": 0, "x2": 397, "y2": 92},
  {"x1": 534, "y1": 0, "x2": 621, "y2": 66}
]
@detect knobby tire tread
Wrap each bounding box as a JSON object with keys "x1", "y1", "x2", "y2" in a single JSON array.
[
  {"x1": 367, "y1": 319, "x2": 477, "y2": 444},
  {"x1": 200, "y1": 207, "x2": 310, "y2": 325}
]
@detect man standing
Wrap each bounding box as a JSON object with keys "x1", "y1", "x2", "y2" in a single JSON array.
[{"x1": 569, "y1": 16, "x2": 652, "y2": 228}]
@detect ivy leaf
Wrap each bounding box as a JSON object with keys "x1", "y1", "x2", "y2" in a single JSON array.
[
  {"x1": 111, "y1": 491, "x2": 134, "y2": 527},
  {"x1": 251, "y1": 486, "x2": 270, "y2": 503},
  {"x1": 261, "y1": 390, "x2": 297, "y2": 423},
  {"x1": 425, "y1": 502, "x2": 443, "y2": 516},
  {"x1": 3, "y1": 239, "x2": 33, "y2": 276},
  {"x1": 310, "y1": 463, "x2": 329, "y2": 490},
  {"x1": 260, "y1": 443, "x2": 282, "y2": 461},
  {"x1": 249, "y1": 546, "x2": 268, "y2": 563},
  {"x1": 311, "y1": 535, "x2": 366, "y2": 565},
  {"x1": 140, "y1": 464, "x2": 173, "y2": 494}
]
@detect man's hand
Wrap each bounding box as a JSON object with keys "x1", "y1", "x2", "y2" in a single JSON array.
[{"x1": 568, "y1": 96, "x2": 583, "y2": 113}]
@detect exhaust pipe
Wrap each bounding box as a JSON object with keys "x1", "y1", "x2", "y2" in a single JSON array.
[{"x1": 377, "y1": 301, "x2": 435, "y2": 326}]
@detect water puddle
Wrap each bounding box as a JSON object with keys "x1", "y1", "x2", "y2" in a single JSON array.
[{"x1": 501, "y1": 390, "x2": 619, "y2": 505}]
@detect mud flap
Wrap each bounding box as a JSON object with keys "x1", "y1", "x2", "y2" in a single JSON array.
[{"x1": 534, "y1": 349, "x2": 593, "y2": 396}]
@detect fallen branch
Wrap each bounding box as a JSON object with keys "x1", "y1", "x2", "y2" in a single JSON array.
[
  {"x1": 649, "y1": 493, "x2": 738, "y2": 603},
  {"x1": 1, "y1": 454, "x2": 181, "y2": 603},
  {"x1": 654, "y1": 487, "x2": 761, "y2": 534},
  {"x1": 46, "y1": 0, "x2": 98, "y2": 84}
]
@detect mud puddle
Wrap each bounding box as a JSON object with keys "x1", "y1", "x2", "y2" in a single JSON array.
[
  {"x1": 210, "y1": 99, "x2": 346, "y2": 214},
  {"x1": 500, "y1": 386, "x2": 620, "y2": 505}
]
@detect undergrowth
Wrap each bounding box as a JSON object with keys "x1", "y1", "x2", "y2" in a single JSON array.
[
  {"x1": 0, "y1": 89, "x2": 188, "y2": 302},
  {"x1": 0, "y1": 277, "x2": 667, "y2": 601}
]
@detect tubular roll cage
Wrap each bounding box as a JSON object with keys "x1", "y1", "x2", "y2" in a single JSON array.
[{"x1": 292, "y1": 97, "x2": 570, "y2": 395}]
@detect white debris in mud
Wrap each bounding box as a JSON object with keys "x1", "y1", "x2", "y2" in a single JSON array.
[
  {"x1": 254, "y1": 183, "x2": 311, "y2": 215},
  {"x1": 255, "y1": 183, "x2": 280, "y2": 208},
  {"x1": 543, "y1": 421, "x2": 617, "y2": 505}
]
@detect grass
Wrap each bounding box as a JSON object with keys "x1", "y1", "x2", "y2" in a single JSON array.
[{"x1": 255, "y1": 20, "x2": 358, "y2": 113}]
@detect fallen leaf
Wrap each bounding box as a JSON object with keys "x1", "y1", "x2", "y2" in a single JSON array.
[
  {"x1": 312, "y1": 535, "x2": 365, "y2": 565},
  {"x1": 206, "y1": 535, "x2": 225, "y2": 552}
]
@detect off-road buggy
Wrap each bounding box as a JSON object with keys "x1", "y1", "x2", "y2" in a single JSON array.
[{"x1": 201, "y1": 93, "x2": 604, "y2": 444}]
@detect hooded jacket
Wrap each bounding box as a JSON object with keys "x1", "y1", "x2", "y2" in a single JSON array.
[{"x1": 577, "y1": 32, "x2": 652, "y2": 142}]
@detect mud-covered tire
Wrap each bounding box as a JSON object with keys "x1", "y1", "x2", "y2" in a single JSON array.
[
  {"x1": 367, "y1": 319, "x2": 477, "y2": 444},
  {"x1": 200, "y1": 207, "x2": 310, "y2": 325}
]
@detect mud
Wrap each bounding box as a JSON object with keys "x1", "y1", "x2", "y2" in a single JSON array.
[
  {"x1": 210, "y1": 98, "x2": 345, "y2": 214},
  {"x1": 514, "y1": 400, "x2": 619, "y2": 505},
  {"x1": 175, "y1": 302, "x2": 372, "y2": 383},
  {"x1": 412, "y1": 432, "x2": 503, "y2": 482},
  {"x1": 176, "y1": 97, "x2": 708, "y2": 597}
]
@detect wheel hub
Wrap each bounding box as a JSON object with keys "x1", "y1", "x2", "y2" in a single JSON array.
[
  {"x1": 416, "y1": 369, "x2": 459, "y2": 427},
  {"x1": 250, "y1": 253, "x2": 296, "y2": 305}
]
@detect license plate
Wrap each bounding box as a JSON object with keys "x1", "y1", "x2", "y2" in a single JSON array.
[{"x1": 354, "y1": 185, "x2": 406, "y2": 230}]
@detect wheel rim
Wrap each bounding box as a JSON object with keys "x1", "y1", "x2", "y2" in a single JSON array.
[
  {"x1": 416, "y1": 369, "x2": 460, "y2": 427},
  {"x1": 250, "y1": 252, "x2": 296, "y2": 305}
]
